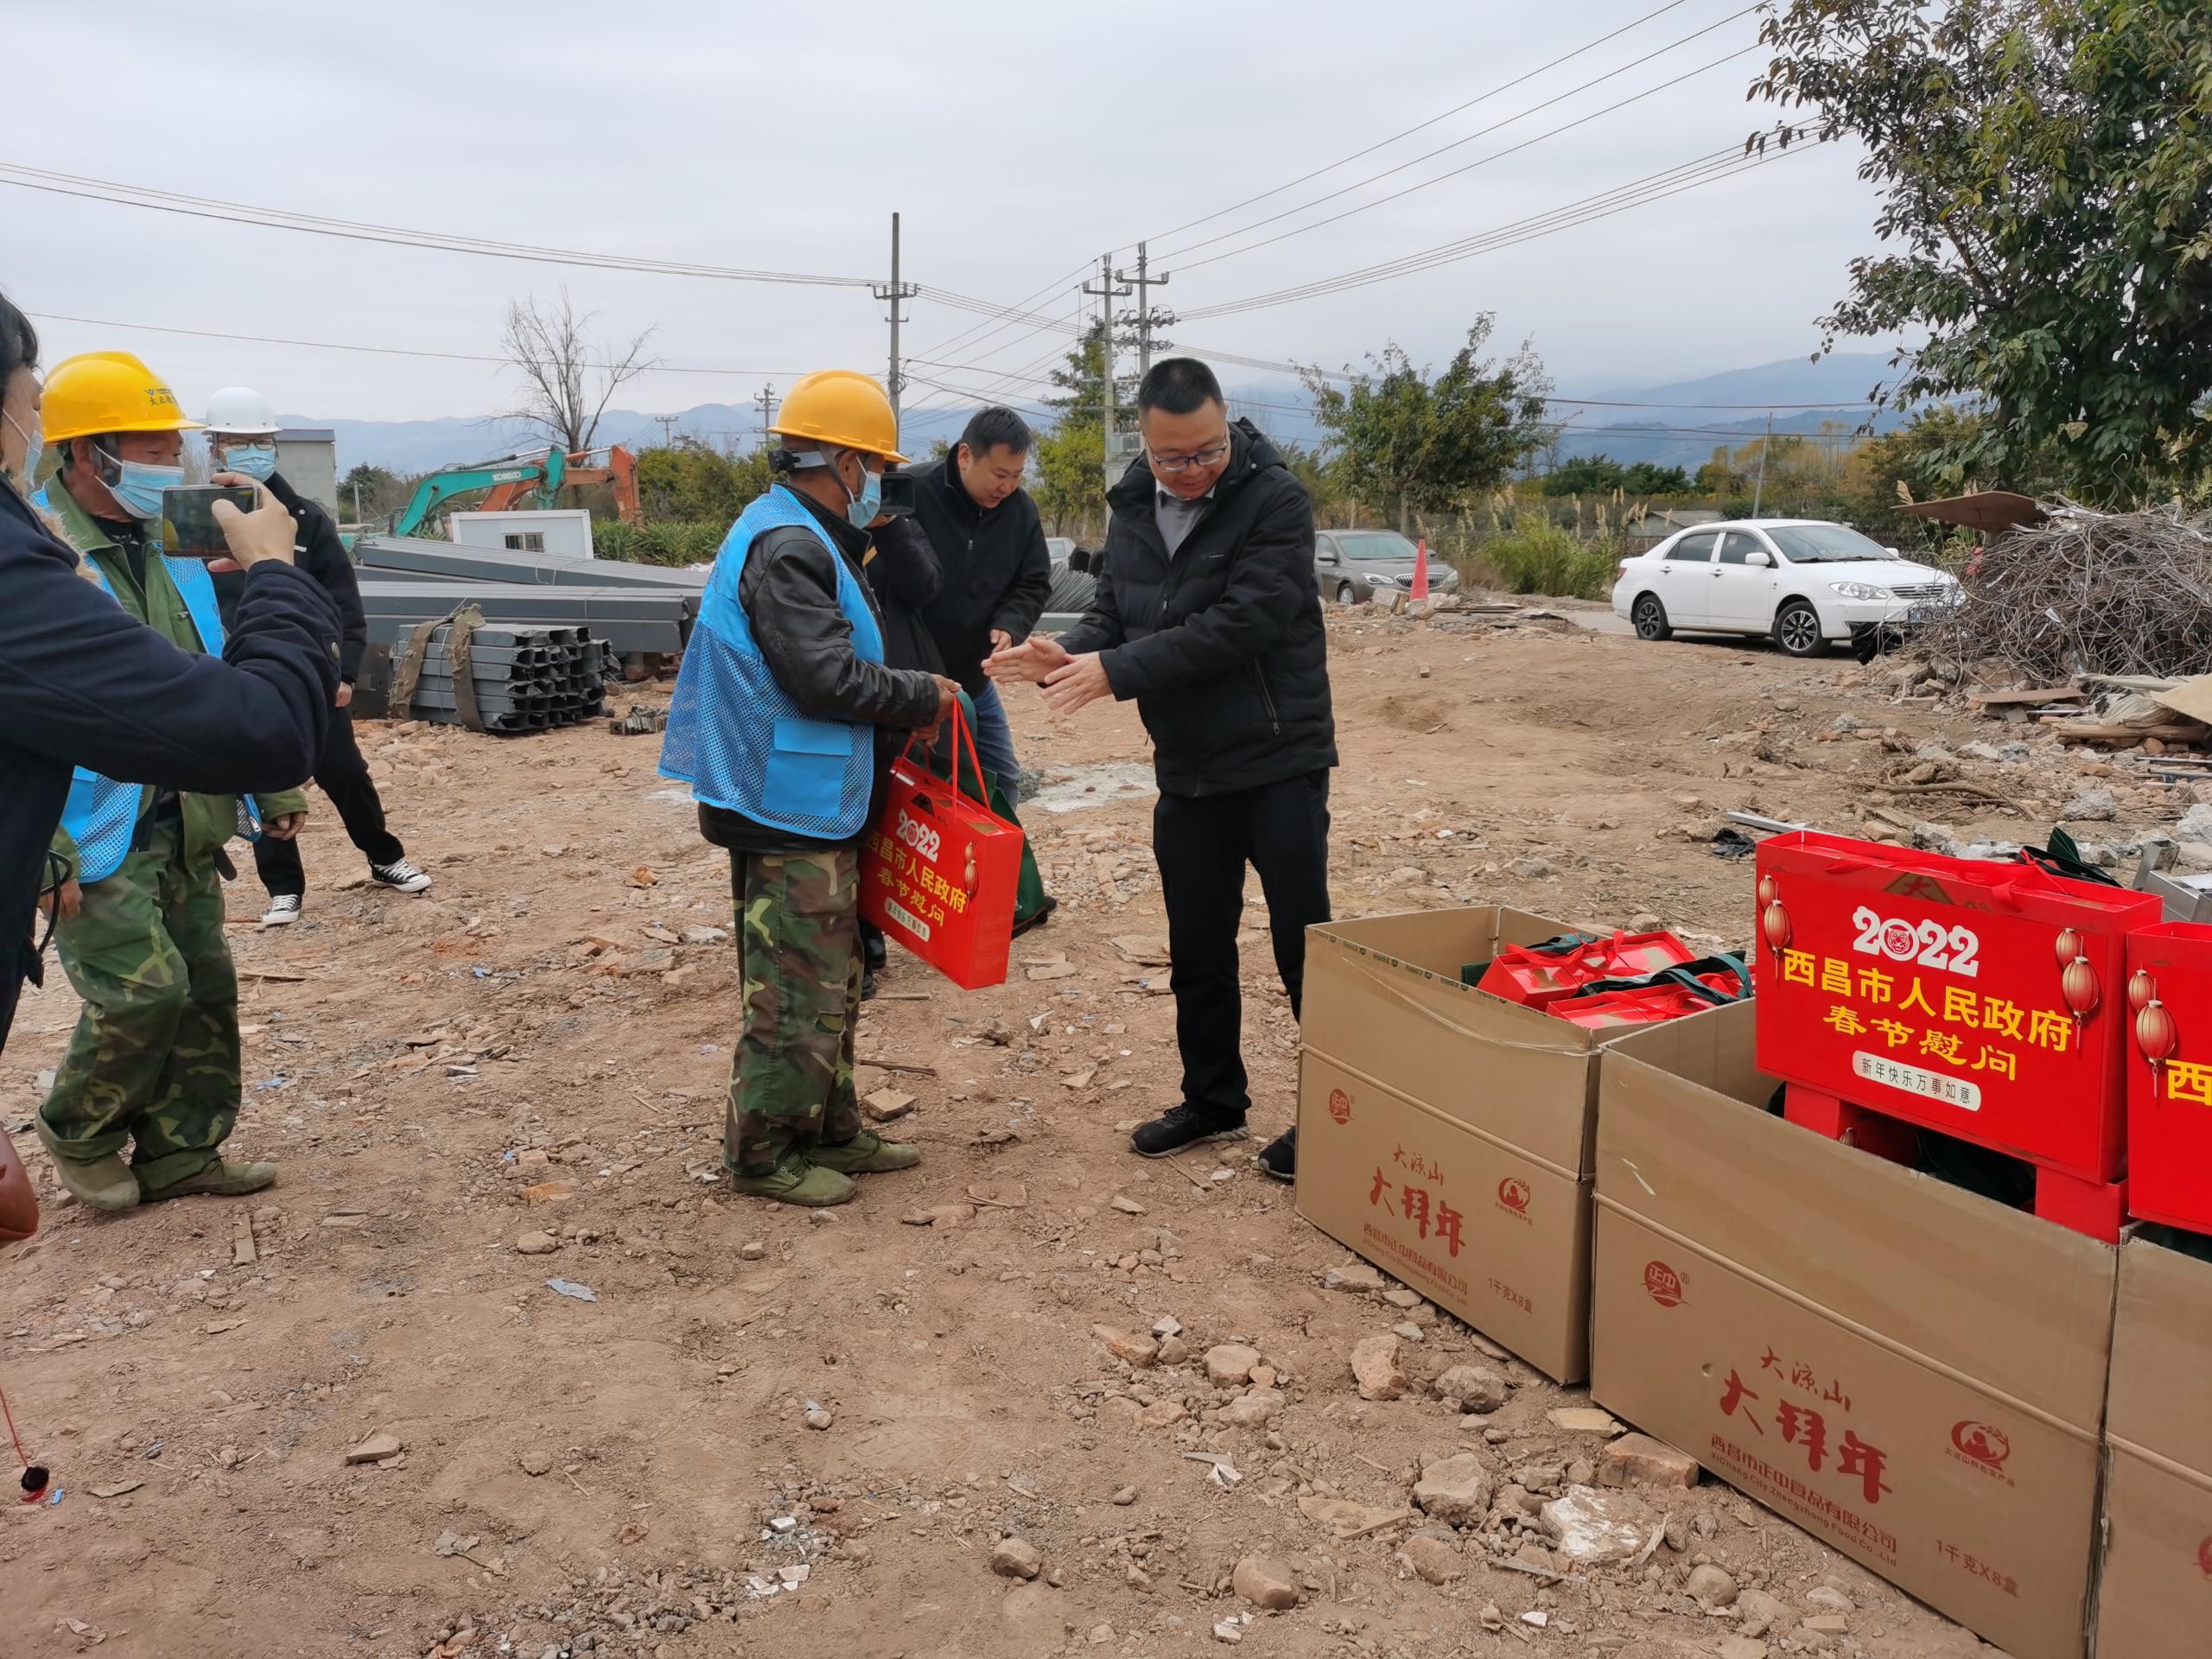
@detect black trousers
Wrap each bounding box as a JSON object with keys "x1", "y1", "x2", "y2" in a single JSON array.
[
  {"x1": 253, "y1": 707, "x2": 406, "y2": 898},
  {"x1": 1153, "y1": 770, "x2": 1332, "y2": 1117}
]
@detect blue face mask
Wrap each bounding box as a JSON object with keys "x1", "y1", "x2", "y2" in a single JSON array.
[
  {"x1": 98, "y1": 448, "x2": 187, "y2": 520},
  {"x1": 845, "y1": 462, "x2": 882, "y2": 530},
  {"x1": 219, "y1": 442, "x2": 277, "y2": 481}
]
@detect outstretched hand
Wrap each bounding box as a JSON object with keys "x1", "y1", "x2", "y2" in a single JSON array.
[
  {"x1": 985, "y1": 636, "x2": 1071, "y2": 685},
  {"x1": 1040, "y1": 652, "x2": 1112, "y2": 715}
]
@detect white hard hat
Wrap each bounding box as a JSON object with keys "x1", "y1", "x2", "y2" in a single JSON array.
[{"x1": 203, "y1": 385, "x2": 281, "y2": 436}]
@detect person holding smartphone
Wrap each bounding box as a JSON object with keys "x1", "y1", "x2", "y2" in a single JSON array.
[
  {"x1": 17, "y1": 347, "x2": 320, "y2": 1212},
  {"x1": 202, "y1": 386, "x2": 431, "y2": 925}
]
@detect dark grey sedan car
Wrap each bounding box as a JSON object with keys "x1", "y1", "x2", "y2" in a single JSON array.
[{"x1": 1314, "y1": 529, "x2": 1462, "y2": 605}]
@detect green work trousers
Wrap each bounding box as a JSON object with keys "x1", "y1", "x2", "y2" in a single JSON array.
[
  {"x1": 724, "y1": 845, "x2": 864, "y2": 1175},
  {"x1": 38, "y1": 817, "x2": 243, "y2": 1192}
]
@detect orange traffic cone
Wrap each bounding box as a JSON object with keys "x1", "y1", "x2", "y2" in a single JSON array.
[{"x1": 1411, "y1": 537, "x2": 1430, "y2": 601}]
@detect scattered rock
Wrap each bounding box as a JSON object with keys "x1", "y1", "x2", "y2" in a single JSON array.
[
  {"x1": 1687, "y1": 1563, "x2": 1739, "y2": 1607},
  {"x1": 2062, "y1": 786, "x2": 2120, "y2": 823},
  {"x1": 2180, "y1": 802, "x2": 2212, "y2": 842},
  {"x1": 1510, "y1": 855, "x2": 1558, "y2": 880},
  {"x1": 1156, "y1": 1336, "x2": 1190, "y2": 1366},
  {"x1": 1400, "y1": 1535, "x2": 1463, "y2": 1585},
  {"x1": 863, "y1": 1089, "x2": 917, "y2": 1122},
  {"x1": 1736, "y1": 1588, "x2": 1789, "y2": 1637},
  {"x1": 1389, "y1": 1320, "x2": 1425, "y2": 1343},
  {"x1": 1110, "y1": 1194, "x2": 1146, "y2": 1215},
  {"x1": 1804, "y1": 1614, "x2": 1850, "y2": 1637},
  {"x1": 1214, "y1": 1389, "x2": 1284, "y2": 1427},
  {"x1": 1599, "y1": 1432, "x2": 1700, "y2": 1488},
  {"x1": 1804, "y1": 1586, "x2": 1853, "y2": 1614},
  {"x1": 514, "y1": 1230, "x2": 558, "y2": 1255},
  {"x1": 345, "y1": 1433, "x2": 402, "y2": 1465},
  {"x1": 1093, "y1": 1325, "x2": 1160, "y2": 1369},
  {"x1": 739, "y1": 1241, "x2": 767, "y2": 1262},
  {"x1": 1432, "y1": 1364, "x2": 1507, "y2": 1414},
  {"x1": 518, "y1": 1449, "x2": 554, "y2": 1477},
  {"x1": 1717, "y1": 1641, "x2": 1770, "y2": 1659},
  {"x1": 1110, "y1": 1486, "x2": 1137, "y2": 1506},
  {"x1": 1547, "y1": 1407, "x2": 1623, "y2": 1434},
  {"x1": 1299, "y1": 1496, "x2": 1406, "y2": 1538},
  {"x1": 902, "y1": 1204, "x2": 975, "y2": 1229},
  {"x1": 803, "y1": 1408, "x2": 834, "y2": 1431},
  {"x1": 1140, "y1": 1400, "x2": 1187, "y2": 1431},
  {"x1": 1212, "y1": 1618, "x2": 1243, "y2": 1644},
  {"x1": 990, "y1": 1536, "x2": 1043, "y2": 1580},
  {"x1": 1204, "y1": 1344, "x2": 1262, "y2": 1386},
  {"x1": 1411, "y1": 1453, "x2": 1491, "y2": 1525},
  {"x1": 1539, "y1": 1486, "x2": 1656, "y2": 1566},
  {"x1": 1323, "y1": 1262, "x2": 1388, "y2": 1293},
  {"x1": 1349, "y1": 1333, "x2": 1407, "y2": 1400},
  {"x1": 1231, "y1": 1555, "x2": 1300, "y2": 1611}
]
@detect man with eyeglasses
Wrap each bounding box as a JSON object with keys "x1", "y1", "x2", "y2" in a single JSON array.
[{"x1": 988, "y1": 358, "x2": 1335, "y2": 1179}]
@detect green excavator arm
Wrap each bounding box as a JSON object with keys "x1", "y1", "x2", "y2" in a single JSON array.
[{"x1": 386, "y1": 448, "x2": 568, "y2": 538}]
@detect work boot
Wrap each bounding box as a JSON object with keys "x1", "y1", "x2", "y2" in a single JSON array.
[
  {"x1": 141, "y1": 1160, "x2": 279, "y2": 1202},
  {"x1": 1257, "y1": 1127, "x2": 1297, "y2": 1183},
  {"x1": 732, "y1": 1156, "x2": 856, "y2": 1208},
  {"x1": 51, "y1": 1154, "x2": 140, "y2": 1213},
  {"x1": 1131, "y1": 1103, "x2": 1248, "y2": 1159},
  {"x1": 810, "y1": 1130, "x2": 921, "y2": 1174}
]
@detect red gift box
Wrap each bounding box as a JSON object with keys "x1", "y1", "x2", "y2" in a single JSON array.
[
  {"x1": 859, "y1": 705, "x2": 1025, "y2": 991},
  {"x1": 1754, "y1": 832, "x2": 2159, "y2": 1185},
  {"x1": 2123, "y1": 922, "x2": 2212, "y2": 1233}
]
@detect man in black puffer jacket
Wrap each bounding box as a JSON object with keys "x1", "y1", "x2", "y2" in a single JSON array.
[{"x1": 988, "y1": 358, "x2": 1335, "y2": 1177}]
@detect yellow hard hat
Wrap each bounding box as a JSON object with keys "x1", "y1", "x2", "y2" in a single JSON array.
[
  {"x1": 41, "y1": 351, "x2": 203, "y2": 445},
  {"x1": 770, "y1": 369, "x2": 906, "y2": 463}
]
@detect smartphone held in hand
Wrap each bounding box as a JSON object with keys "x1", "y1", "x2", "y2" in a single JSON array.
[{"x1": 161, "y1": 485, "x2": 259, "y2": 558}]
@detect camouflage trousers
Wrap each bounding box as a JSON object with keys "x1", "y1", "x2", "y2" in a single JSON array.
[
  {"x1": 724, "y1": 846, "x2": 864, "y2": 1175},
  {"x1": 38, "y1": 817, "x2": 241, "y2": 1192}
]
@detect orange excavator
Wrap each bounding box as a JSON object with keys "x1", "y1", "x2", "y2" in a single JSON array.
[{"x1": 481, "y1": 444, "x2": 641, "y2": 523}]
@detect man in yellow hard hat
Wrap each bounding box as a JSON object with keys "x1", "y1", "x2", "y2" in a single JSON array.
[
  {"x1": 29, "y1": 352, "x2": 311, "y2": 1211},
  {"x1": 661, "y1": 371, "x2": 957, "y2": 1206}
]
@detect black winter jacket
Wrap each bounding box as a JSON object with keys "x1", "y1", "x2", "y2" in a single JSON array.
[
  {"x1": 697, "y1": 485, "x2": 942, "y2": 855},
  {"x1": 0, "y1": 477, "x2": 341, "y2": 1053},
  {"x1": 1059, "y1": 421, "x2": 1337, "y2": 797},
  {"x1": 213, "y1": 471, "x2": 368, "y2": 683},
  {"x1": 912, "y1": 454, "x2": 1051, "y2": 693},
  {"x1": 866, "y1": 515, "x2": 946, "y2": 676}
]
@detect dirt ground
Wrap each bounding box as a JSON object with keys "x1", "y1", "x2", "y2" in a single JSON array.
[{"x1": 8, "y1": 601, "x2": 2130, "y2": 1659}]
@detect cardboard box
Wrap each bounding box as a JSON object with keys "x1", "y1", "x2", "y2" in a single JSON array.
[
  {"x1": 2094, "y1": 1230, "x2": 2212, "y2": 1658},
  {"x1": 1591, "y1": 1001, "x2": 2116, "y2": 1659},
  {"x1": 1296, "y1": 906, "x2": 1732, "y2": 1384}
]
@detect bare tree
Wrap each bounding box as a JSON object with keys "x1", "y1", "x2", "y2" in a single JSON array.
[{"x1": 500, "y1": 289, "x2": 656, "y2": 454}]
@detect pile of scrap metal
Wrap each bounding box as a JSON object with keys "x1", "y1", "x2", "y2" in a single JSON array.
[
  {"x1": 351, "y1": 606, "x2": 613, "y2": 735},
  {"x1": 352, "y1": 535, "x2": 705, "y2": 661}
]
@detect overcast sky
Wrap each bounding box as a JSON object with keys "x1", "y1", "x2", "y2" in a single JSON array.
[{"x1": 3, "y1": 0, "x2": 1881, "y2": 429}]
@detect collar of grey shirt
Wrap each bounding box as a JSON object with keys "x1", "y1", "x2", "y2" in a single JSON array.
[{"x1": 1154, "y1": 485, "x2": 1216, "y2": 556}]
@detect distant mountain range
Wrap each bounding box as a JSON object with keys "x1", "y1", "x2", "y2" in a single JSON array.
[{"x1": 289, "y1": 353, "x2": 1909, "y2": 479}]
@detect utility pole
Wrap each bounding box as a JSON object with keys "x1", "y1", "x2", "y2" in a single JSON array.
[
  {"x1": 754, "y1": 383, "x2": 777, "y2": 450},
  {"x1": 1114, "y1": 240, "x2": 1172, "y2": 378},
  {"x1": 1080, "y1": 251, "x2": 1133, "y2": 437},
  {"x1": 1751, "y1": 410, "x2": 1774, "y2": 517},
  {"x1": 871, "y1": 212, "x2": 918, "y2": 423},
  {"x1": 652, "y1": 413, "x2": 680, "y2": 448}
]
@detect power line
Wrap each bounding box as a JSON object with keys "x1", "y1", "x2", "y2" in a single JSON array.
[
  {"x1": 1152, "y1": 10, "x2": 1762, "y2": 268},
  {"x1": 1137, "y1": 0, "x2": 1702, "y2": 249},
  {"x1": 1167, "y1": 44, "x2": 1764, "y2": 277},
  {"x1": 1179, "y1": 135, "x2": 1818, "y2": 320},
  {"x1": 0, "y1": 162, "x2": 874, "y2": 289}
]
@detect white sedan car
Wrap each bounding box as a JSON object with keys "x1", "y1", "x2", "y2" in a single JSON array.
[{"x1": 1610, "y1": 518, "x2": 1961, "y2": 658}]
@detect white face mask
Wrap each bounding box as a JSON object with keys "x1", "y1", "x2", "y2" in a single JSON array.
[{"x1": 2, "y1": 406, "x2": 41, "y2": 487}]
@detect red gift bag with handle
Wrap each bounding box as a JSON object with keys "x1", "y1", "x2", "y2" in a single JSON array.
[{"x1": 859, "y1": 702, "x2": 1025, "y2": 989}]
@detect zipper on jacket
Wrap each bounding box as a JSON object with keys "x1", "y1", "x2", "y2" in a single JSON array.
[{"x1": 1253, "y1": 663, "x2": 1282, "y2": 737}]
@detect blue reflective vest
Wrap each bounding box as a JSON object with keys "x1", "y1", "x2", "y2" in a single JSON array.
[
  {"x1": 658, "y1": 488, "x2": 885, "y2": 842},
  {"x1": 35, "y1": 488, "x2": 257, "y2": 882}
]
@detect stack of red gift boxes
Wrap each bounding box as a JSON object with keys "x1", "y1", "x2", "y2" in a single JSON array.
[
  {"x1": 1476, "y1": 930, "x2": 1747, "y2": 1032},
  {"x1": 1754, "y1": 830, "x2": 2212, "y2": 1243}
]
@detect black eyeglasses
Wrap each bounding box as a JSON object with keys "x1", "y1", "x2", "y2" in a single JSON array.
[{"x1": 1149, "y1": 438, "x2": 1230, "y2": 475}]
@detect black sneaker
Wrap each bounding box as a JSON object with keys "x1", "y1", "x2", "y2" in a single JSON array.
[
  {"x1": 861, "y1": 967, "x2": 880, "y2": 1002},
  {"x1": 1257, "y1": 1128, "x2": 1297, "y2": 1183},
  {"x1": 1131, "y1": 1104, "x2": 1249, "y2": 1158},
  {"x1": 1011, "y1": 894, "x2": 1060, "y2": 938}
]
